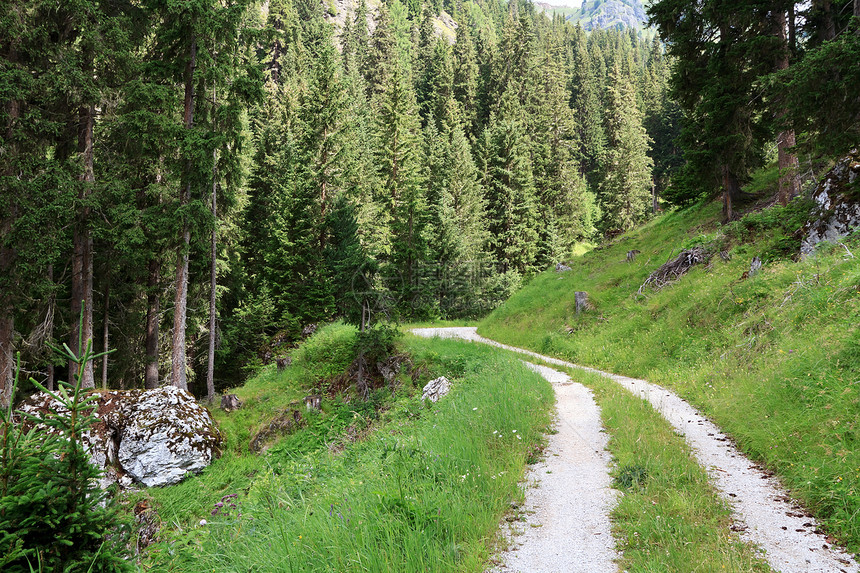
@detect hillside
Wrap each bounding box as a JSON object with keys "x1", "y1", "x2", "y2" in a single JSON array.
[{"x1": 479, "y1": 182, "x2": 860, "y2": 553}]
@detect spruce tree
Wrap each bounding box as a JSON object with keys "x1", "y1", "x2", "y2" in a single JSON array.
[
  {"x1": 452, "y1": 18, "x2": 480, "y2": 138},
  {"x1": 600, "y1": 63, "x2": 653, "y2": 231},
  {"x1": 375, "y1": 63, "x2": 427, "y2": 316},
  {"x1": 482, "y1": 91, "x2": 540, "y2": 276}
]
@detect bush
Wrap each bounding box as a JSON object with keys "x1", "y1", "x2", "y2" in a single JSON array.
[{"x1": 0, "y1": 347, "x2": 129, "y2": 573}]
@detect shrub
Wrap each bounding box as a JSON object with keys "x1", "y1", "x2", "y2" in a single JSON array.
[{"x1": 0, "y1": 346, "x2": 129, "y2": 573}]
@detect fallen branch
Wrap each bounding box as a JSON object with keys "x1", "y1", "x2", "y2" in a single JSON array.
[{"x1": 637, "y1": 247, "x2": 711, "y2": 295}]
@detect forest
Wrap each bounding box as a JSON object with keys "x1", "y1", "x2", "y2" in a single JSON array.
[{"x1": 1, "y1": 0, "x2": 858, "y2": 406}]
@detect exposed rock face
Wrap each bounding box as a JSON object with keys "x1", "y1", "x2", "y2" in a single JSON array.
[
  {"x1": 567, "y1": 0, "x2": 647, "y2": 31},
  {"x1": 119, "y1": 387, "x2": 222, "y2": 487},
  {"x1": 801, "y1": 150, "x2": 860, "y2": 255},
  {"x1": 422, "y1": 376, "x2": 450, "y2": 402},
  {"x1": 18, "y1": 386, "x2": 222, "y2": 488}
]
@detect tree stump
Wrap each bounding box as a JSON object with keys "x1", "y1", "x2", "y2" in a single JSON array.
[
  {"x1": 304, "y1": 395, "x2": 321, "y2": 411},
  {"x1": 575, "y1": 291, "x2": 589, "y2": 314},
  {"x1": 276, "y1": 356, "x2": 291, "y2": 371},
  {"x1": 749, "y1": 257, "x2": 762, "y2": 277},
  {"x1": 626, "y1": 250, "x2": 640, "y2": 262},
  {"x1": 221, "y1": 394, "x2": 241, "y2": 412}
]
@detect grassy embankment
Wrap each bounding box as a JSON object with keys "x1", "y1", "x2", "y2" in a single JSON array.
[
  {"x1": 480, "y1": 193, "x2": 860, "y2": 556},
  {"x1": 135, "y1": 323, "x2": 554, "y2": 572}
]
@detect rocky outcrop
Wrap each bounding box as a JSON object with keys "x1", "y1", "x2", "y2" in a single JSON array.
[
  {"x1": 18, "y1": 386, "x2": 222, "y2": 488},
  {"x1": 567, "y1": 0, "x2": 647, "y2": 31},
  {"x1": 801, "y1": 149, "x2": 860, "y2": 255},
  {"x1": 422, "y1": 376, "x2": 451, "y2": 402},
  {"x1": 249, "y1": 408, "x2": 304, "y2": 453}
]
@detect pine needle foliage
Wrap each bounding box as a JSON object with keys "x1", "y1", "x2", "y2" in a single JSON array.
[{"x1": 0, "y1": 342, "x2": 129, "y2": 573}]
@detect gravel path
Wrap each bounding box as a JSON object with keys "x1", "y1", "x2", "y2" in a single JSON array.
[
  {"x1": 411, "y1": 327, "x2": 860, "y2": 573},
  {"x1": 490, "y1": 362, "x2": 619, "y2": 573}
]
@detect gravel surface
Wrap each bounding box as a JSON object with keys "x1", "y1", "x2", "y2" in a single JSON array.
[
  {"x1": 411, "y1": 327, "x2": 860, "y2": 573},
  {"x1": 490, "y1": 362, "x2": 619, "y2": 573}
]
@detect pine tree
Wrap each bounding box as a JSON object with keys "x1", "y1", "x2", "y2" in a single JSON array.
[
  {"x1": 600, "y1": 62, "x2": 653, "y2": 231},
  {"x1": 452, "y1": 18, "x2": 480, "y2": 138},
  {"x1": 570, "y1": 26, "x2": 606, "y2": 187},
  {"x1": 424, "y1": 118, "x2": 489, "y2": 317},
  {"x1": 375, "y1": 63, "x2": 427, "y2": 316},
  {"x1": 482, "y1": 92, "x2": 540, "y2": 276},
  {"x1": 366, "y1": 5, "x2": 397, "y2": 101}
]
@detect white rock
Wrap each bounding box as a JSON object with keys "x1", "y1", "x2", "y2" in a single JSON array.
[
  {"x1": 18, "y1": 385, "x2": 222, "y2": 488},
  {"x1": 422, "y1": 376, "x2": 451, "y2": 402},
  {"x1": 118, "y1": 387, "x2": 221, "y2": 487}
]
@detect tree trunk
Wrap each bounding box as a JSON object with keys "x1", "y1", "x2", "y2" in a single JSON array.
[
  {"x1": 721, "y1": 165, "x2": 739, "y2": 221},
  {"x1": 788, "y1": 4, "x2": 796, "y2": 52},
  {"x1": 206, "y1": 146, "x2": 217, "y2": 403},
  {"x1": 773, "y1": 9, "x2": 800, "y2": 206},
  {"x1": 71, "y1": 103, "x2": 95, "y2": 387},
  {"x1": 145, "y1": 258, "x2": 160, "y2": 389},
  {"x1": 652, "y1": 182, "x2": 658, "y2": 213},
  {"x1": 821, "y1": 0, "x2": 836, "y2": 41},
  {"x1": 1, "y1": 112, "x2": 17, "y2": 409},
  {"x1": 171, "y1": 38, "x2": 197, "y2": 392},
  {"x1": 101, "y1": 281, "x2": 109, "y2": 389},
  {"x1": 0, "y1": 312, "x2": 12, "y2": 410},
  {"x1": 46, "y1": 265, "x2": 54, "y2": 391}
]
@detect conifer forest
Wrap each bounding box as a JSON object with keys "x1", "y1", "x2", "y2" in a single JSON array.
[{"x1": 1, "y1": 0, "x2": 858, "y2": 403}]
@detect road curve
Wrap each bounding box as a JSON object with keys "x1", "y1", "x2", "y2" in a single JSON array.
[{"x1": 411, "y1": 327, "x2": 860, "y2": 573}]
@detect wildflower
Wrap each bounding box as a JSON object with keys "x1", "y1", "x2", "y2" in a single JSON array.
[{"x1": 472, "y1": 407, "x2": 478, "y2": 411}]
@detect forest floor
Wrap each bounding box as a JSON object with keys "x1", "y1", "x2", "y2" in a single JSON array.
[{"x1": 412, "y1": 327, "x2": 860, "y2": 573}]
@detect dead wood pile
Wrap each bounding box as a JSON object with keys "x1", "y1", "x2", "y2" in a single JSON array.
[{"x1": 637, "y1": 247, "x2": 710, "y2": 294}]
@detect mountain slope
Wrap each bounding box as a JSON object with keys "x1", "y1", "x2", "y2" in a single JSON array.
[
  {"x1": 479, "y1": 194, "x2": 860, "y2": 554},
  {"x1": 567, "y1": 0, "x2": 647, "y2": 30}
]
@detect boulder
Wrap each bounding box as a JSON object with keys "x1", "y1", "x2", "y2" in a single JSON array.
[
  {"x1": 555, "y1": 262, "x2": 572, "y2": 272},
  {"x1": 119, "y1": 386, "x2": 222, "y2": 487},
  {"x1": 422, "y1": 376, "x2": 451, "y2": 403},
  {"x1": 18, "y1": 386, "x2": 222, "y2": 488},
  {"x1": 801, "y1": 149, "x2": 860, "y2": 255}
]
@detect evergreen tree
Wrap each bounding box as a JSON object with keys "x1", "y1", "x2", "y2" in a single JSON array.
[
  {"x1": 452, "y1": 18, "x2": 480, "y2": 138},
  {"x1": 569, "y1": 26, "x2": 606, "y2": 187},
  {"x1": 366, "y1": 5, "x2": 397, "y2": 101},
  {"x1": 600, "y1": 63, "x2": 653, "y2": 231},
  {"x1": 481, "y1": 92, "x2": 540, "y2": 276},
  {"x1": 375, "y1": 64, "x2": 427, "y2": 316}
]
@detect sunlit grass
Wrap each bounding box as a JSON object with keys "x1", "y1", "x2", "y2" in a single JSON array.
[
  {"x1": 480, "y1": 197, "x2": 860, "y2": 554},
  {"x1": 138, "y1": 336, "x2": 554, "y2": 572}
]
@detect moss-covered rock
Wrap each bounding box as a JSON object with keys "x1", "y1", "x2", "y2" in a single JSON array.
[
  {"x1": 18, "y1": 386, "x2": 222, "y2": 488},
  {"x1": 801, "y1": 149, "x2": 860, "y2": 255}
]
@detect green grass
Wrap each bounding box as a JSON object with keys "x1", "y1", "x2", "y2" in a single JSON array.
[
  {"x1": 566, "y1": 368, "x2": 772, "y2": 572},
  {"x1": 480, "y1": 197, "x2": 860, "y2": 555},
  {"x1": 136, "y1": 334, "x2": 554, "y2": 572}
]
